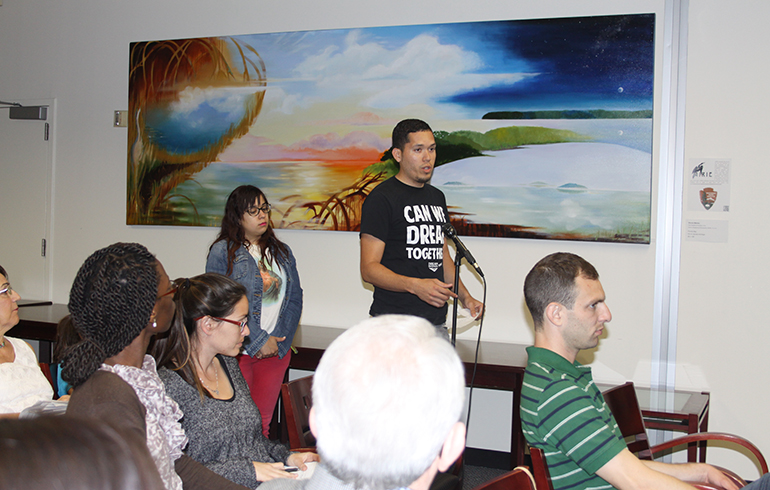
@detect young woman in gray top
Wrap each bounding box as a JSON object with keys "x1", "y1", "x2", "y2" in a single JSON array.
[{"x1": 151, "y1": 273, "x2": 318, "y2": 489}]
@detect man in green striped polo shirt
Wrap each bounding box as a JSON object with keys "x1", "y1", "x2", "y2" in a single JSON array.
[{"x1": 520, "y1": 252, "x2": 740, "y2": 490}]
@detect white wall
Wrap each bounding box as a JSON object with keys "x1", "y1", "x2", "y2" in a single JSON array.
[
  {"x1": 674, "y1": 0, "x2": 770, "y2": 477},
  {"x1": 5, "y1": 0, "x2": 767, "y2": 472},
  {"x1": 0, "y1": 0, "x2": 665, "y2": 359}
]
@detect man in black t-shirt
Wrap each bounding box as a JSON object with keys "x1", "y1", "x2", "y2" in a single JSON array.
[{"x1": 360, "y1": 119, "x2": 483, "y2": 328}]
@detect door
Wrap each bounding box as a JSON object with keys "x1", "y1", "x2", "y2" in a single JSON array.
[{"x1": 0, "y1": 98, "x2": 54, "y2": 300}]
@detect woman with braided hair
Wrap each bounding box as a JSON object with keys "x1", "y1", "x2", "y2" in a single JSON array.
[
  {"x1": 63, "y1": 243, "x2": 248, "y2": 490},
  {"x1": 151, "y1": 273, "x2": 318, "y2": 488}
]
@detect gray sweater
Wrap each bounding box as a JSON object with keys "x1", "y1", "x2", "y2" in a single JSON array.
[{"x1": 159, "y1": 355, "x2": 292, "y2": 489}]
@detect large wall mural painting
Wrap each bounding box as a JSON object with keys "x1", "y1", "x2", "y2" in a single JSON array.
[{"x1": 127, "y1": 14, "x2": 655, "y2": 243}]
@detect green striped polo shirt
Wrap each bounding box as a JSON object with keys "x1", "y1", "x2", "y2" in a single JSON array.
[{"x1": 521, "y1": 347, "x2": 626, "y2": 490}]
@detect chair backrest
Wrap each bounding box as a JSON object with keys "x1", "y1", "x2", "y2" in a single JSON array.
[
  {"x1": 471, "y1": 466, "x2": 537, "y2": 490},
  {"x1": 601, "y1": 382, "x2": 653, "y2": 460},
  {"x1": 38, "y1": 362, "x2": 56, "y2": 395},
  {"x1": 280, "y1": 375, "x2": 316, "y2": 449},
  {"x1": 528, "y1": 447, "x2": 552, "y2": 490}
]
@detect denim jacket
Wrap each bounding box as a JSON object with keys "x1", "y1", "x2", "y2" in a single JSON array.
[{"x1": 206, "y1": 240, "x2": 303, "y2": 358}]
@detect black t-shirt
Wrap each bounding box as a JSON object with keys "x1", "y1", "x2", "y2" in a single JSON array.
[{"x1": 360, "y1": 176, "x2": 449, "y2": 325}]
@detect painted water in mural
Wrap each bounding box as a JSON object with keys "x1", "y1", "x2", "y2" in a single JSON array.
[{"x1": 127, "y1": 14, "x2": 655, "y2": 243}]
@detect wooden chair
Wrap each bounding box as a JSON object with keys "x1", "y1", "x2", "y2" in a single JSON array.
[
  {"x1": 528, "y1": 383, "x2": 768, "y2": 490},
  {"x1": 38, "y1": 362, "x2": 56, "y2": 396},
  {"x1": 280, "y1": 375, "x2": 316, "y2": 450},
  {"x1": 530, "y1": 443, "x2": 745, "y2": 490},
  {"x1": 602, "y1": 382, "x2": 768, "y2": 488},
  {"x1": 471, "y1": 466, "x2": 536, "y2": 490},
  {"x1": 528, "y1": 447, "x2": 551, "y2": 490}
]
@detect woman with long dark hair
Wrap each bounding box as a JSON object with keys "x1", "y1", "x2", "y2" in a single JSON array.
[
  {"x1": 151, "y1": 273, "x2": 317, "y2": 488},
  {"x1": 206, "y1": 185, "x2": 302, "y2": 437}
]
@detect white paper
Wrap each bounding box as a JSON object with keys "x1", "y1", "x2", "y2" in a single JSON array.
[
  {"x1": 687, "y1": 159, "x2": 731, "y2": 213},
  {"x1": 685, "y1": 219, "x2": 728, "y2": 243}
]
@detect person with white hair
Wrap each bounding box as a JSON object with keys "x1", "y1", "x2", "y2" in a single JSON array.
[{"x1": 261, "y1": 314, "x2": 467, "y2": 490}]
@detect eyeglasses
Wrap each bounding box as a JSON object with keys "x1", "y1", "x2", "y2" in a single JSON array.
[
  {"x1": 246, "y1": 203, "x2": 272, "y2": 217},
  {"x1": 0, "y1": 284, "x2": 14, "y2": 297},
  {"x1": 157, "y1": 284, "x2": 178, "y2": 300},
  {"x1": 213, "y1": 316, "x2": 248, "y2": 334}
]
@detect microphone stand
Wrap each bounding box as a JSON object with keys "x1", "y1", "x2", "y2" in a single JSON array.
[{"x1": 450, "y1": 251, "x2": 462, "y2": 346}]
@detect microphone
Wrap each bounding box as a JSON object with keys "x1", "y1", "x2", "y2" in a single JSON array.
[{"x1": 441, "y1": 223, "x2": 484, "y2": 277}]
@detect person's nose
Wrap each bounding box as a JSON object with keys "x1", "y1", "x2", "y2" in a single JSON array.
[{"x1": 600, "y1": 303, "x2": 612, "y2": 323}]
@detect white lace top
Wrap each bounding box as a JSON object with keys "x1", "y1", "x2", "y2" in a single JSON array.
[
  {"x1": 100, "y1": 355, "x2": 188, "y2": 490},
  {"x1": 0, "y1": 336, "x2": 53, "y2": 414}
]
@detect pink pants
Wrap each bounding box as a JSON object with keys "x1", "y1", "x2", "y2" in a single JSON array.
[{"x1": 237, "y1": 351, "x2": 291, "y2": 438}]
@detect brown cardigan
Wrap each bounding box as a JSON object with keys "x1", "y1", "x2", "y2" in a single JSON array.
[{"x1": 67, "y1": 370, "x2": 249, "y2": 490}]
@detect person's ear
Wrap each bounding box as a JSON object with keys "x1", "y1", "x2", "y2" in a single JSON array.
[
  {"x1": 437, "y1": 422, "x2": 466, "y2": 472},
  {"x1": 309, "y1": 407, "x2": 317, "y2": 438},
  {"x1": 545, "y1": 302, "x2": 564, "y2": 327},
  {"x1": 392, "y1": 147, "x2": 403, "y2": 164},
  {"x1": 197, "y1": 316, "x2": 215, "y2": 336}
]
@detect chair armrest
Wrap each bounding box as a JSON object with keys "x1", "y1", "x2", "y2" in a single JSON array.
[
  {"x1": 650, "y1": 432, "x2": 768, "y2": 474},
  {"x1": 687, "y1": 483, "x2": 724, "y2": 490}
]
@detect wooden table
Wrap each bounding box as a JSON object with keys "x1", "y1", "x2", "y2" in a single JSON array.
[
  {"x1": 637, "y1": 386, "x2": 710, "y2": 462},
  {"x1": 18, "y1": 299, "x2": 53, "y2": 307},
  {"x1": 9, "y1": 311, "x2": 711, "y2": 466},
  {"x1": 9, "y1": 307, "x2": 531, "y2": 468},
  {"x1": 11, "y1": 303, "x2": 66, "y2": 363},
  {"x1": 290, "y1": 325, "x2": 530, "y2": 469}
]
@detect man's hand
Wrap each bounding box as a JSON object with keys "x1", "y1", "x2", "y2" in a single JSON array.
[
  {"x1": 689, "y1": 464, "x2": 740, "y2": 490},
  {"x1": 461, "y1": 295, "x2": 484, "y2": 319},
  {"x1": 256, "y1": 335, "x2": 285, "y2": 359},
  {"x1": 599, "y1": 449, "x2": 741, "y2": 490},
  {"x1": 362, "y1": 233, "x2": 456, "y2": 309},
  {"x1": 408, "y1": 278, "x2": 457, "y2": 308},
  {"x1": 642, "y1": 459, "x2": 740, "y2": 490}
]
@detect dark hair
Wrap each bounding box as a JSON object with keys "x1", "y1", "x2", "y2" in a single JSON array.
[
  {"x1": 523, "y1": 252, "x2": 599, "y2": 330},
  {"x1": 0, "y1": 265, "x2": 7, "y2": 279},
  {"x1": 210, "y1": 185, "x2": 288, "y2": 275},
  {"x1": 61, "y1": 243, "x2": 158, "y2": 387},
  {"x1": 392, "y1": 119, "x2": 433, "y2": 152},
  {"x1": 150, "y1": 273, "x2": 246, "y2": 400},
  {"x1": 53, "y1": 315, "x2": 81, "y2": 364},
  {"x1": 0, "y1": 416, "x2": 163, "y2": 490}
]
